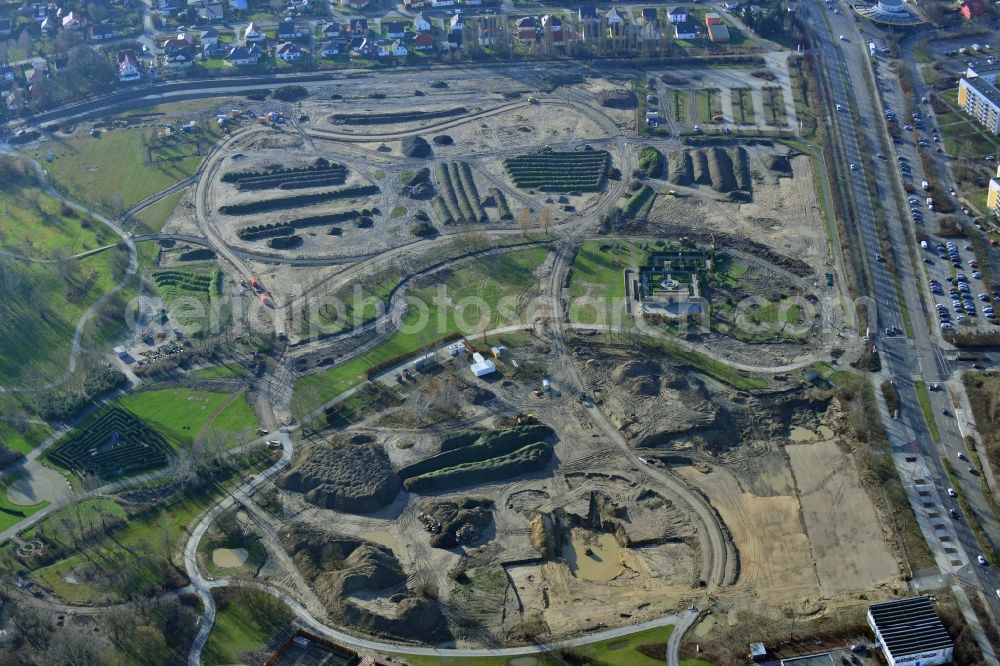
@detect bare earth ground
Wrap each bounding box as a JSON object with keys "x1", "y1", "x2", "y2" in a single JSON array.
[{"x1": 787, "y1": 439, "x2": 899, "y2": 597}]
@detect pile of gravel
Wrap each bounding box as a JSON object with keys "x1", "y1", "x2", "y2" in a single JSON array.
[
  {"x1": 432, "y1": 135, "x2": 453, "y2": 146},
  {"x1": 402, "y1": 136, "x2": 432, "y2": 158}
]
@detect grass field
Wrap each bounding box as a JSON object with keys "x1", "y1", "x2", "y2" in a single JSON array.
[
  {"x1": 695, "y1": 88, "x2": 722, "y2": 123},
  {"x1": 762, "y1": 86, "x2": 787, "y2": 126},
  {"x1": 385, "y1": 626, "x2": 673, "y2": 665},
  {"x1": 0, "y1": 181, "x2": 119, "y2": 258},
  {"x1": 131, "y1": 189, "x2": 186, "y2": 235},
  {"x1": 117, "y1": 388, "x2": 257, "y2": 448},
  {"x1": 35, "y1": 116, "x2": 221, "y2": 216},
  {"x1": 203, "y1": 588, "x2": 293, "y2": 665},
  {"x1": 28, "y1": 453, "x2": 272, "y2": 605},
  {"x1": 568, "y1": 240, "x2": 656, "y2": 325},
  {"x1": 293, "y1": 247, "x2": 549, "y2": 415},
  {"x1": 0, "y1": 474, "x2": 50, "y2": 533},
  {"x1": 152, "y1": 268, "x2": 225, "y2": 335},
  {"x1": 914, "y1": 380, "x2": 940, "y2": 442},
  {"x1": 192, "y1": 361, "x2": 250, "y2": 379},
  {"x1": 731, "y1": 88, "x2": 755, "y2": 124},
  {"x1": 22, "y1": 498, "x2": 127, "y2": 545},
  {"x1": 0, "y1": 420, "x2": 52, "y2": 456},
  {"x1": 673, "y1": 89, "x2": 689, "y2": 123},
  {"x1": 316, "y1": 272, "x2": 401, "y2": 335},
  {"x1": 0, "y1": 245, "x2": 131, "y2": 387}
]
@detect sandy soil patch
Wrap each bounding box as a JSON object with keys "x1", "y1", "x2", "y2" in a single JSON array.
[
  {"x1": 212, "y1": 547, "x2": 249, "y2": 568},
  {"x1": 787, "y1": 440, "x2": 899, "y2": 596},
  {"x1": 678, "y1": 465, "x2": 820, "y2": 601}
]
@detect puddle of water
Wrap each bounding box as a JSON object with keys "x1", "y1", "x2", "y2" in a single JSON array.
[
  {"x1": 212, "y1": 547, "x2": 248, "y2": 568},
  {"x1": 789, "y1": 427, "x2": 817, "y2": 442},
  {"x1": 563, "y1": 530, "x2": 622, "y2": 582},
  {"x1": 363, "y1": 530, "x2": 402, "y2": 555}
]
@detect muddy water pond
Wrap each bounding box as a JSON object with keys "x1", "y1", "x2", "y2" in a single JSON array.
[{"x1": 563, "y1": 530, "x2": 622, "y2": 582}]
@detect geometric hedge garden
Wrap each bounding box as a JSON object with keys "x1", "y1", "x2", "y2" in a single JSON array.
[{"x1": 49, "y1": 407, "x2": 172, "y2": 479}]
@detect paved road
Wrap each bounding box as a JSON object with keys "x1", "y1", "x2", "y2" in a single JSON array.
[{"x1": 808, "y1": 0, "x2": 1000, "y2": 656}]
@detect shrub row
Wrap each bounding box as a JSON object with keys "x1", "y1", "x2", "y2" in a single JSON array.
[
  {"x1": 439, "y1": 430, "x2": 484, "y2": 452},
  {"x1": 491, "y1": 188, "x2": 513, "y2": 220},
  {"x1": 403, "y1": 442, "x2": 552, "y2": 492},
  {"x1": 237, "y1": 169, "x2": 348, "y2": 191},
  {"x1": 277, "y1": 174, "x2": 349, "y2": 190},
  {"x1": 399, "y1": 425, "x2": 554, "y2": 479},
  {"x1": 329, "y1": 107, "x2": 467, "y2": 125},
  {"x1": 153, "y1": 270, "x2": 213, "y2": 293},
  {"x1": 624, "y1": 185, "x2": 655, "y2": 218},
  {"x1": 237, "y1": 210, "x2": 364, "y2": 240},
  {"x1": 457, "y1": 162, "x2": 488, "y2": 223},
  {"x1": 431, "y1": 196, "x2": 454, "y2": 226},
  {"x1": 222, "y1": 161, "x2": 343, "y2": 183},
  {"x1": 219, "y1": 185, "x2": 380, "y2": 215},
  {"x1": 504, "y1": 151, "x2": 609, "y2": 192},
  {"x1": 268, "y1": 235, "x2": 303, "y2": 250}
]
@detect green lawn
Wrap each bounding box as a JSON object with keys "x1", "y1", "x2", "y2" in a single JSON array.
[
  {"x1": 695, "y1": 88, "x2": 721, "y2": 123},
  {"x1": 117, "y1": 388, "x2": 257, "y2": 448},
  {"x1": 731, "y1": 88, "x2": 755, "y2": 124},
  {"x1": 316, "y1": 272, "x2": 401, "y2": 335},
  {"x1": 192, "y1": 362, "x2": 249, "y2": 379},
  {"x1": 762, "y1": 87, "x2": 787, "y2": 126},
  {"x1": 0, "y1": 245, "x2": 131, "y2": 386},
  {"x1": 293, "y1": 247, "x2": 550, "y2": 415},
  {"x1": 203, "y1": 588, "x2": 293, "y2": 665},
  {"x1": 673, "y1": 89, "x2": 689, "y2": 123},
  {"x1": 385, "y1": 626, "x2": 673, "y2": 665},
  {"x1": 0, "y1": 474, "x2": 50, "y2": 533},
  {"x1": 22, "y1": 498, "x2": 126, "y2": 545},
  {"x1": 35, "y1": 116, "x2": 221, "y2": 216},
  {"x1": 568, "y1": 240, "x2": 656, "y2": 325},
  {"x1": 131, "y1": 189, "x2": 186, "y2": 235},
  {"x1": 0, "y1": 420, "x2": 52, "y2": 456},
  {"x1": 914, "y1": 380, "x2": 940, "y2": 442},
  {"x1": 0, "y1": 182, "x2": 119, "y2": 258}
]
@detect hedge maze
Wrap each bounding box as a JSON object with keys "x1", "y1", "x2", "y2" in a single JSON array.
[
  {"x1": 49, "y1": 407, "x2": 172, "y2": 478},
  {"x1": 222, "y1": 162, "x2": 349, "y2": 192},
  {"x1": 399, "y1": 425, "x2": 554, "y2": 492},
  {"x1": 503, "y1": 149, "x2": 610, "y2": 192},
  {"x1": 329, "y1": 107, "x2": 467, "y2": 125},
  {"x1": 218, "y1": 185, "x2": 380, "y2": 216},
  {"x1": 153, "y1": 270, "x2": 220, "y2": 296},
  {"x1": 432, "y1": 162, "x2": 487, "y2": 225}
]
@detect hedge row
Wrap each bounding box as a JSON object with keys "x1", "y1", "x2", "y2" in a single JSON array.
[
  {"x1": 491, "y1": 188, "x2": 513, "y2": 220},
  {"x1": 439, "y1": 430, "x2": 483, "y2": 452},
  {"x1": 403, "y1": 442, "x2": 552, "y2": 492},
  {"x1": 219, "y1": 185, "x2": 380, "y2": 215},
  {"x1": 504, "y1": 150, "x2": 610, "y2": 193},
  {"x1": 276, "y1": 174, "x2": 349, "y2": 191},
  {"x1": 268, "y1": 235, "x2": 303, "y2": 250},
  {"x1": 430, "y1": 196, "x2": 454, "y2": 226},
  {"x1": 329, "y1": 107, "x2": 467, "y2": 125},
  {"x1": 222, "y1": 162, "x2": 344, "y2": 183},
  {"x1": 457, "y1": 162, "x2": 488, "y2": 223},
  {"x1": 153, "y1": 270, "x2": 213, "y2": 293},
  {"x1": 399, "y1": 425, "x2": 554, "y2": 479},
  {"x1": 237, "y1": 210, "x2": 364, "y2": 240}
]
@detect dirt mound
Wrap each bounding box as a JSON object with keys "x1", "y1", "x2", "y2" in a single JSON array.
[
  {"x1": 402, "y1": 136, "x2": 432, "y2": 159},
  {"x1": 667, "y1": 147, "x2": 750, "y2": 195},
  {"x1": 432, "y1": 135, "x2": 454, "y2": 146},
  {"x1": 400, "y1": 168, "x2": 435, "y2": 200},
  {"x1": 596, "y1": 89, "x2": 638, "y2": 109},
  {"x1": 419, "y1": 497, "x2": 494, "y2": 549},
  {"x1": 763, "y1": 154, "x2": 793, "y2": 176},
  {"x1": 610, "y1": 360, "x2": 662, "y2": 396},
  {"x1": 280, "y1": 436, "x2": 401, "y2": 513},
  {"x1": 529, "y1": 511, "x2": 557, "y2": 558},
  {"x1": 280, "y1": 523, "x2": 453, "y2": 644}
]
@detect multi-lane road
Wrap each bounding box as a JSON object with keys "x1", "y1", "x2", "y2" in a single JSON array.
[{"x1": 807, "y1": 0, "x2": 1000, "y2": 652}]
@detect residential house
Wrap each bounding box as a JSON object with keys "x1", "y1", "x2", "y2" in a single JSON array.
[
  {"x1": 641, "y1": 8, "x2": 658, "y2": 24},
  {"x1": 449, "y1": 13, "x2": 464, "y2": 31},
  {"x1": 466, "y1": 0, "x2": 481, "y2": 5},
  {"x1": 225, "y1": 43, "x2": 260, "y2": 65},
  {"x1": 707, "y1": 22, "x2": 729, "y2": 41},
  {"x1": 704, "y1": 11, "x2": 721, "y2": 25},
  {"x1": 90, "y1": 23, "x2": 117, "y2": 41},
  {"x1": 344, "y1": 0, "x2": 370, "y2": 9},
  {"x1": 413, "y1": 12, "x2": 431, "y2": 32},
  {"x1": 244, "y1": 21, "x2": 264, "y2": 42},
  {"x1": 578, "y1": 6, "x2": 598, "y2": 21},
  {"x1": 40, "y1": 16, "x2": 54, "y2": 32},
  {"x1": 515, "y1": 16, "x2": 537, "y2": 42},
  {"x1": 199, "y1": 4, "x2": 224, "y2": 21},
  {"x1": 278, "y1": 17, "x2": 303, "y2": 40},
  {"x1": 987, "y1": 164, "x2": 1000, "y2": 212},
  {"x1": 390, "y1": 39, "x2": 407, "y2": 56},
  {"x1": 431, "y1": 0, "x2": 455, "y2": 7},
  {"x1": 276, "y1": 41, "x2": 302, "y2": 61},
  {"x1": 158, "y1": 0, "x2": 180, "y2": 13},
  {"x1": 320, "y1": 40, "x2": 343, "y2": 57},
  {"x1": 605, "y1": 7, "x2": 625, "y2": 37},
  {"x1": 960, "y1": 0, "x2": 985, "y2": 18},
  {"x1": 404, "y1": 0, "x2": 426, "y2": 8},
  {"x1": 475, "y1": 16, "x2": 499, "y2": 46},
  {"x1": 229, "y1": 0, "x2": 248, "y2": 10},
  {"x1": 447, "y1": 29, "x2": 462, "y2": 48},
  {"x1": 541, "y1": 15, "x2": 563, "y2": 45},
  {"x1": 349, "y1": 36, "x2": 377, "y2": 57},
  {"x1": 667, "y1": 6, "x2": 687, "y2": 23},
  {"x1": 414, "y1": 32, "x2": 433, "y2": 50},
  {"x1": 201, "y1": 28, "x2": 220, "y2": 47},
  {"x1": 640, "y1": 21, "x2": 660, "y2": 41},
  {"x1": 117, "y1": 49, "x2": 141, "y2": 81},
  {"x1": 0, "y1": 19, "x2": 13, "y2": 36},
  {"x1": 674, "y1": 20, "x2": 696, "y2": 39},
  {"x1": 578, "y1": 6, "x2": 600, "y2": 41},
  {"x1": 349, "y1": 18, "x2": 368, "y2": 35},
  {"x1": 62, "y1": 11, "x2": 84, "y2": 29},
  {"x1": 321, "y1": 22, "x2": 343, "y2": 37},
  {"x1": 384, "y1": 21, "x2": 405, "y2": 38}
]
